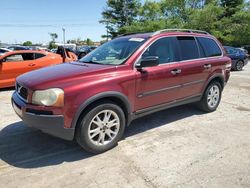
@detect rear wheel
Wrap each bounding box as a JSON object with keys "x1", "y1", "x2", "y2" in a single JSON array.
[
  {"x1": 197, "y1": 81, "x2": 222, "y2": 112},
  {"x1": 76, "y1": 102, "x2": 125, "y2": 153}
]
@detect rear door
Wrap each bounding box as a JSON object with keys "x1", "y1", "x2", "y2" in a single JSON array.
[
  {"x1": 177, "y1": 36, "x2": 223, "y2": 99},
  {"x1": 135, "y1": 37, "x2": 182, "y2": 111}
]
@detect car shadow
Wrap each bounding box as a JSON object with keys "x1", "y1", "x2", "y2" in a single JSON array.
[
  {"x1": 0, "y1": 87, "x2": 15, "y2": 92},
  {"x1": 0, "y1": 104, "x2": 203, "y2": 169}
]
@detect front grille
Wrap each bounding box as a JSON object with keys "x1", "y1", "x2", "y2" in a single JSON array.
[{"x1": 16, "y1": 82, "x2": 28, "y2": 101}]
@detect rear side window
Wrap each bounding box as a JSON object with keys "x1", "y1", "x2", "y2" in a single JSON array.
[
  {"x1": 22, "y1": 53, "x2": 34, "y2": 60},
  {"x1": 197, "y1": 37, "x2": 222, "y2": 57},
  {"x1": 34, "y1": 53, "x2": 46, "y2": 59},
  {"x1": 142, "y1": 37, "x2": 179, "y2": 64},
  {"x1": 177, "y1": 36, "x2": 199, "y2": 61}
]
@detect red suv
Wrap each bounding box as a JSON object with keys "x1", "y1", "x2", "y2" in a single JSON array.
[{"x1": 12, "y1": 29, "x2": 231, "y2": 153}]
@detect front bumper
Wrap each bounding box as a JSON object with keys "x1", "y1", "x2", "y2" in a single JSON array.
[{"x1": 12, "y1": 92, "x2": 74, "y2": 140}]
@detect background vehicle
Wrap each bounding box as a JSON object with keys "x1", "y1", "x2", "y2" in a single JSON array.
[
  {"x1": 7, "y1": 45, "x2": 30, "y2": 51},
  {"x1": 0, "y1": 48, "x2": 77, "y2": 88},
  {"x1": 0, "y1": 48, "x2": 12, "y2": 56},
  {"x1": 224, "y1": 46, "x2": 248, "y2": 71},
  {"x1": 76, "y1": 45, "x2": 91, "y2": 59},
  {"x1": 12, "y1": 29, "x2": 231, "y2": 153},
  {"x1": 241, "y1": 45, "x2": 250, "y2": 54}
]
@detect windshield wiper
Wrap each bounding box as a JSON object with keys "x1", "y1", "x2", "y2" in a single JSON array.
[{"x1": 79, "y1": 60, "x2": 102, "y2": 65}]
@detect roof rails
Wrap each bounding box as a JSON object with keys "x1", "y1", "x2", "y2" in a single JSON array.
[
  {"x1": 116, "y1": 31, "x2": 153, "y2": 38},
  {"x1": 153, "y1": 29, "x2": 210, "y2": 35}
]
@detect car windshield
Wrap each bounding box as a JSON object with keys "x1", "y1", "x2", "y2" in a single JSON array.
[{"x1": 79, "y1": 37, "x2": 147, "y2": 65}]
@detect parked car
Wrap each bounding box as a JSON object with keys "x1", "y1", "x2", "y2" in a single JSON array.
[
  {"x1": 241, "y1": 45, "x2": 250, "y2": 54},
  {"x1": 7, "y1": 45, "x2": 30, "y2": 51},
  {"x1": 224, "y1": 46, "x2": 248, "y2": 71},
  {"x1": 0, "y1": 48, "x2": 12, "y2": 56},
  {"x1": 90, "y1": 46, "x2": 98, "y2": 51},
  {"x1": 75, "y1": 45, "x2": 91, "y2": 59},
  {"x1": 12, "y1": 29, "x2": 231, "y2": 153},
  {"x1": 0, "y1": 47, "x2": 77, "y2": 88}
]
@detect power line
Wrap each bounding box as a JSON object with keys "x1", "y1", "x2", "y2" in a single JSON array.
[{"x1": 0, "y1": 23, "x2": 98, "y2": 27}]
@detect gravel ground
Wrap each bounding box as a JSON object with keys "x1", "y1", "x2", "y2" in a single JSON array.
[{"x1": 0, "y1": 63, "x2": 250, "y2": 188}]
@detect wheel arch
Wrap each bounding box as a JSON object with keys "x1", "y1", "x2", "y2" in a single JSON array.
[
  {"x1": 202, "y1": 75, "x2": 225, "y2": 95},
  {"x1": 71, "y1": 91, "x2": 132, "y2": 131}
]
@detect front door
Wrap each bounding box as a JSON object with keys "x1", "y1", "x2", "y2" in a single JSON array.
[
  {"x1": 0, "y1": 53, "x2": 36, "y2": 87},
  {"x1": 135, "y1": 37, "x2": 182, "y2": 111}
]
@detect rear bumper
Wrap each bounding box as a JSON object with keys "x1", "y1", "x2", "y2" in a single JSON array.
[{"x1": 11, "y1": 92, "x2": 74, "y2": 140}]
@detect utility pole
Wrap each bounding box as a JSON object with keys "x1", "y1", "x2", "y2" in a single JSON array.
[{"x1": 62, "y1": 28, "x2": 65, "y2": 46}]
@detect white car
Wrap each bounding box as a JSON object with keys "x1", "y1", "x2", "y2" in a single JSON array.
[{"x1": 0, "y1": 48, "x2": 12, "y2": 56}]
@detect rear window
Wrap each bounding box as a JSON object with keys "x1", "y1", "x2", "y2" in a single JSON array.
[
  {"x1": 197, "y1": 37, "x2": 222, "y2": 57},
  {"x1": 34, "y1": 53, "x2": 46, "y2": 59},
  {"x1": 177, "y1": 36, "x2": 199, "y2": 61}
]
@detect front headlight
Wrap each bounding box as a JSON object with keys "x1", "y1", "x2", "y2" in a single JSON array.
[{"x1": 32, "y1": 88, "x2": 64, "y2": 107}]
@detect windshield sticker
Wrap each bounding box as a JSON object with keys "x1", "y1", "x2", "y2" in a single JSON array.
[{"x1": 128, "y1": 38, "x2": 145, "y2": 42}]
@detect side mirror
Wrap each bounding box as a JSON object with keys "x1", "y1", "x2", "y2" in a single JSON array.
[{"x1": 136, "y1": 56, "x2": 159, "y2": 69}]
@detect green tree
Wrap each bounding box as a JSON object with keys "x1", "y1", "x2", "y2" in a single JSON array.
[
  {"x1": 48, "y1": 42, "x2": 57, "y2": 49},
  {"x1": 105, "y1": 0, "x2": 249, "y2": 46},
  {"x1": 85, "y1": 38, "x2": 93, "y2": 46},
  {"x1": 220, "y1": 0, "x2": 244, "y2": 16},
  {"x1": 139, "y1": 1, "x2": 163, "y2": 21},
  {"x1": 22, "y1": 41, "x2": 32, "y2": 46},
  {"x1": 49, "y1": 33, "x2": 58, "y2": 43},
  {"x1": 100, "y1": 0, "x2": 141, "y2": 38}
]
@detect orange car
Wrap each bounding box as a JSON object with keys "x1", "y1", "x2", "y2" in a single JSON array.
[{"x1": 0, "y1": 48, "x2": 77, "y2": 88}]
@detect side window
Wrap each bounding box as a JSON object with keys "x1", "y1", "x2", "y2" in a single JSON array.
[
  {"x1": 4, "y1": 54, "x2": 24, "y2": 62},
  {"x1": 177, "y1": 36, "x2": 199, "y2": 61},
  {"x1": 34, "y1": 53, "x2": 46, "y2": 59},
  {"x1": 197, "y1": 37, "x2": 222, "y2": 57},
  {"x1": 142, "y1": 37, "x2": 178, "y2": 64},
  {"x1": 21, "y1": 53, "x2": 35, "y2": 61}
]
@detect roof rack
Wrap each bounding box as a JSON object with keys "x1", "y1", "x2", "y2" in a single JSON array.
[
  {"x1": 116, "y1": 31, "x2": 153, "y2": 38},
  {"x1": 153, "y1": 29, "x2": 210, "y2": 35}
]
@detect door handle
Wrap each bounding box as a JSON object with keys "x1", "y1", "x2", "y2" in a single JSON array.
[
  {"x1": 204, "y1": 64, "x2": 211, "y2": 69},
  {"x1": 171, "y1": 69, "x2": 182, "y2": 75},
  {"x1": 28, "y1": 63, "x2": 36, "y2": 66}
]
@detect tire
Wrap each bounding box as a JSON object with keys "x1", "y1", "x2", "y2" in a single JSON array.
[
  {"x1": 76, "y1": 101, "x2": 126, "y2": 154},
  {"x1": 234, "y1": 60, "x2": 244, "y2": 71},
  {"x1": 197, "y1": 81, "x2": 222, "y2": 112}
]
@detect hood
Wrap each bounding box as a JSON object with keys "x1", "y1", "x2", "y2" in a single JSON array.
[{"x1": 17, "y1": 62, "x2": 116, "y2": 89}]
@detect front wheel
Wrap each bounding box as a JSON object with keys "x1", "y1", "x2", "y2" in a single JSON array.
[
  {"x1": 76, "y1": 102, "x2": 126, "y2": 153},
  {"x1": 197, "y1": 81, "x2": 222, "y2": 112},
  {"x1": 234, "y1": 60, "x2": 244, "y2": 71}
]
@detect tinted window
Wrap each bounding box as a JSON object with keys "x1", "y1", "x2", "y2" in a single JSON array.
[
  {"x1": 142, "y1": 37, "x2": 178, "y2": 64},
  {"x1": 224, "y1": 47, "x2": 237, "y2": 54},
  {"x1": 22, "y1": 53, "x2": 34, "y2": 60},
  {"x1": 34, "y1": 53, "x2": 46, "y2": 59},
  {"x1": 177, "y1": 36, "x2": 199, "y2": 61},
  {"x1": 198, "y1": 37, "x2": 222, "y2": 57}
]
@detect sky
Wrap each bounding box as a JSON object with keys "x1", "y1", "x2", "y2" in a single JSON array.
[{"x1": 0, "y1": 0, "x2": 108, "y2": 44}]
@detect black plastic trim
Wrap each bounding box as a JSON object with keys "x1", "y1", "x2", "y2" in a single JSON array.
[
  {"x1": 132, "y1": 94, "x2": 202, "y2": 120},
  {"x1": 12, "y1": 92, "x2": 74, "y2": 141},
  {"x1": 71, "y1": 91, "x2": 132, "y2": 128},
  {"x1": 137, "y1": 80, "x2": 205, "y2": 98}
]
